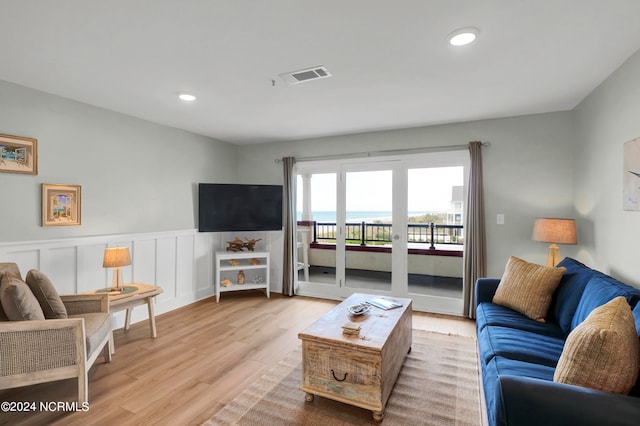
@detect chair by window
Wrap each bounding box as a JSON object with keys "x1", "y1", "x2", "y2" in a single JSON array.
[{"x1": 297, "y1": 228, "x2": 310, "y2": 281}]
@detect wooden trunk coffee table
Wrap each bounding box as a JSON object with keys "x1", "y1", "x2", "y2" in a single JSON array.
[{"x1": 298, "y1": 293, "x2": 412, "y2": 422}]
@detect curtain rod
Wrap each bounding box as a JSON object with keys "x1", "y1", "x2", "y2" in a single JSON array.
[{"x1": 274, "y1": 141, "x2": 489, "y2": 163}]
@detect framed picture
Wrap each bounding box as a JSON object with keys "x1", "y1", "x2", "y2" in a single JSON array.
[
  {"x1": 0, "y1": 133, "x2": 38, "y2": 175},
  {"x1": 623, "y1": 137, "x2": 640, "y2": 211},
  {"x1": 42, "y1": 184, "x2": 81, "y2": 226}
]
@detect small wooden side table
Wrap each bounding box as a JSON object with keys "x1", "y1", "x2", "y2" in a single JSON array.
[{"x1": 89, "y1": 283, "x2": 163, "y2": 340}]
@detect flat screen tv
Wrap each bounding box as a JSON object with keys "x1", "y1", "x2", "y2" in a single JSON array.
[{"x1": 198, "y1": 183, "x2": 283, "y2": 232}]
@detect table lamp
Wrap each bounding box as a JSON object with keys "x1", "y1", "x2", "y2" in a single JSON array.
[
  {"x1": 532, "y1": 218, "x2": 577, "y2": 267},
  {"x1": 103, "y1": 246, "x2": 131, "y2": 291}
]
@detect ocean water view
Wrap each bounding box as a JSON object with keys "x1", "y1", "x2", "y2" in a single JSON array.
[{"x1": 297, "y1": 211, "x2": 432, "y2": 222}]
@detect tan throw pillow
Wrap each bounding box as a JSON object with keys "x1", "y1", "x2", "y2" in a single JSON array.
[
  {"x1": 25, "y1": 270, "x2": 68, "y2": 319},
  {"x1": 493, "y1": 256, "x2": 566, "y2": 322},
  {"x1": 554, "y1": 296, "x2": 640, "y2": 394},
  {"x1": 0, "y1": 274, "x2": 45, "y2": 321},
  {"x1": 0, "y1": 262, "x2": 22, "y2": 280},
  {"x1": 0, "y1": 263, "x2": 22, "y2": 321}
]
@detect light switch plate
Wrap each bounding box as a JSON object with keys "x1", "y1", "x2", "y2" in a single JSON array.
[{"x1": 497, "y1": 214, "x2": 504, "y2": 225}]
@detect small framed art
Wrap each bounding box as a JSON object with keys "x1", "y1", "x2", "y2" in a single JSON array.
[
  {"x1": 42, "y1": 184, "x2": 81, "y2": 226},
  {"x1": 0, "y1": 133, "x2": 38, "y2": 175}
]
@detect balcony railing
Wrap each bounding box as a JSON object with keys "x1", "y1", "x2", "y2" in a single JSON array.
[{"x1": 309, "y1": 221, "x2": 463, "y2": 249}]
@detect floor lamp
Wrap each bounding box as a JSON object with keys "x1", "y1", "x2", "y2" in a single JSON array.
[{"x1": 532, "y1": 218, "x2": 577, "y2": 267}]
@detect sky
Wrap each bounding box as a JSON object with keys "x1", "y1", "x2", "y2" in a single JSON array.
[{"x1": 297, "y1": 166, "x2": 463, "y2": 212}]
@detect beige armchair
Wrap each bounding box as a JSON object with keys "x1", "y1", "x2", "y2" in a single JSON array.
[{"x1": 0, "y1": 263, "x2": 112, "y2": 403}]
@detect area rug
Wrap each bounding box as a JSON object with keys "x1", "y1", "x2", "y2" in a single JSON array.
[{"x1": 204, "y1": 330, "x2": 481, "y2": 425}]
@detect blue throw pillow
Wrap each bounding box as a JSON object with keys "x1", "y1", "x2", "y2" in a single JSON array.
[
  {"x1": 550, "y1": 258, "x2": 593, "y2": 334},
  {"x1": 570, "y1": 275, "x2": 636, "y2": 331}
]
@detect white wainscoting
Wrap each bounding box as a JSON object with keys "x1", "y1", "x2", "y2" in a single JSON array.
[{"x1": 0, "y1": 229, "x2": 284, "y2": 330}]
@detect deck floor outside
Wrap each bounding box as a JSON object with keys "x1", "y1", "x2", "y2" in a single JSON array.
[{"x1": 299, "y1": 266, "x2": 462, "y2": 299}]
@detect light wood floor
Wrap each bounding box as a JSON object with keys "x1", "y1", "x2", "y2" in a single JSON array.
[{"x1": 0, "y1": 291, "x2": 475, "y2": 426}]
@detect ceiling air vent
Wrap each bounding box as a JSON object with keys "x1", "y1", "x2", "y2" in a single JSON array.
[{"x1": 279, "y1": 66, "x2": 333, "y2": 85}]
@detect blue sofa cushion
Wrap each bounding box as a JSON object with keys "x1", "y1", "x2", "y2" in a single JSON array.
[
  {"x1": 479, "y1": 325, "x2": 565, "y2": 367},
  {"x1": 570, "y1": 275, "x2": 640, "y2": 331},
  {"x1": 477, "y1": 302, "x2": 565, "y2": 338},
  {"x1": 550, "y1": 257, "x2": 594, "y2": 334},
  {"x1": 483, "y1": 356, "x2": 556, "y2": 426},
  {"x1": 592, "y1": 271, "x2": 640, "y2": 307},
  {"x1": 484, "y1": 355, "x2": 556, "y2": 382},
  {"x1": 476, "y1": 278, "x2": 501, "y2": 304}
]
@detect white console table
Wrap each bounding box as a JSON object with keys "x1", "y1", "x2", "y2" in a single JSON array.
[{"x1": 215, "y1": 251, "x2": 270, "y2": 302}]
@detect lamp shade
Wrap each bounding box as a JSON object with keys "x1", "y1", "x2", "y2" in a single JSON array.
[
  {"x1": 532, "y1": 218, "x2": 577, "y2": 245},
  {"x1": 102, "y1": 247, "x2": 131, "y2": 268}
]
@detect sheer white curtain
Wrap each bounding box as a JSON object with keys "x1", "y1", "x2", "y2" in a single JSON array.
[
  {"x1": 463, "y1": 141, "x2": 487, "y2": 319},
  {"x1": 282, "y1": 157, "x2": 297, "y2": 296}
]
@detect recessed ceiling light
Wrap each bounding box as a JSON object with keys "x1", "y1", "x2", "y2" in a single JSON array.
[
  {"x1": 178, "y1": 93, "x2": 196, "y2": 102},
  {"x1": 447, "y1": 27, "x2": 479, "y2": 46}
]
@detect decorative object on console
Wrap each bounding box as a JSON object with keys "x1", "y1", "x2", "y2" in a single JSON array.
[
  {"x1": 226, "y1": 237, "x2": 245, "y2": 252},
  {"x1": 532, "y1": 218, "x2": 577, "y2": 267},
  {"x1": 226, "y1": 237, "x2": 263, "y2": 252},
  {"x1": 237, "y1": 270, "x2": 245, "y2": 284},
  {"x1": 102, "y1": 246, "x2": 133, "y2": 292},
  {"x1": 243, "y1": 238, "x2": 261, "y2": 251},
  {"x1": 221, "y1": 278, "x2": 233, "y2": 287},
  {"x1": 250, "y1": 258, "x2": 261, "y2": 265},
  {"x1": 229, "y1": 259, "x2": 239, "y2": 266},
  {"x1": 0, "y1": 133, "x2": 37, "y2": 175},
  {"x1": 41, "y1": 183, "x2": 81, "y2": 226},
  {"x1": 623, "y1": 137, "x2": 640, "y2": 210}
]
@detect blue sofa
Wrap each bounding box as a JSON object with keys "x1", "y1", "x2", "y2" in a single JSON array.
[{"x1": 476, "y1": 257, "x2": 640, "y2": 426}]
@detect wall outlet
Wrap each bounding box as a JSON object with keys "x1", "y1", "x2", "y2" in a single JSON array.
[{"x1": 497, "y1": 214, "x2": 505, "y2": 225}]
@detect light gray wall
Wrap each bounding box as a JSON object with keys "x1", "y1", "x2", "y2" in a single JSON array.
[
  {"x1": 0, "y1": 80, "x2": 238, "y2": 243},
  {"x1": 7, "y1": 44, "x2": 638, "y2": 290},
  {"x1": 238, "y1": 112, "x2": 577, "y2": 277},
  {"x1": 572, "y1": 49, "x2": 640, "y2": 286}
]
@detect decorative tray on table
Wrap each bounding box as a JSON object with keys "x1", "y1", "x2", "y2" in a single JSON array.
[{"x1": 348, "y1": 303, "x2": 370, "y2": 316}]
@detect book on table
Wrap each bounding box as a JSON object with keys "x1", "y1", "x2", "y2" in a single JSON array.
[{"x1": 367, "y1": 297, "x2": 403, "y2": 310}]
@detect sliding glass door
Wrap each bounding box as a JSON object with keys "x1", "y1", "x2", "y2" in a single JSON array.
[
  {"x1": 405, "y1": 156, "x2": 467, "y2": 314},
  {"x1": 342, "y1": 162, "x2": 399, "y2": 296},
  {"x1": 296, "y1": 170, "x2": 341, "y2": 298},
  {"x1": 295, "y1": 151, "x2": 468, "y2": 315}
]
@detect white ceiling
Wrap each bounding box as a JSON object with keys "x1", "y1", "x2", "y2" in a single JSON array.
[{"x1": 1, "y1": 1, "x2": 640, "y2": 145}]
